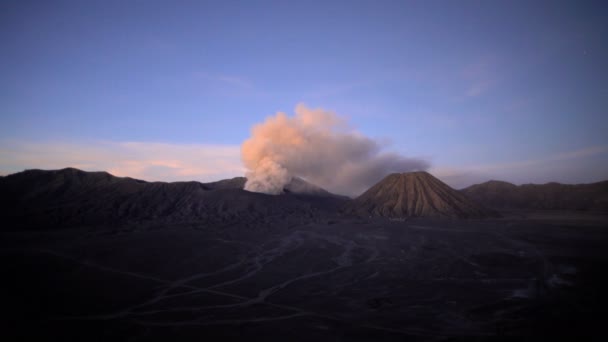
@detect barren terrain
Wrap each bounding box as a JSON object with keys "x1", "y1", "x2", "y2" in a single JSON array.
[
  {"x1": 2, "y1": 211, "x2": 607, "y2": 340},
  {"x1": 2, "y1": 169, "x2": 607, "y2": 340}
]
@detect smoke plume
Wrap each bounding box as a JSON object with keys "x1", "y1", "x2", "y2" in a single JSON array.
[{"x1": 241, "y1": 104, "x2": 429, "y2": 196}]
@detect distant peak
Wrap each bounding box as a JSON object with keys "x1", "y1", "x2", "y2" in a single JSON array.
[
  {"x1": 385, "y1": 171, "x2": 434, "y2": 180},
  {"x1": 283, "y1": 177, "x2": 331, "y2": 196},
  {"x1": 350, "y1": 170, "x2": 494, "y2": 218},
  {"x1": 403, "y1": 171, "x2": 431, "y2": 176}
]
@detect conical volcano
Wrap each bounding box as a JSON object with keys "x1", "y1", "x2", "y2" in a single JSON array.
[{"x1": 349, "y1": 171, "x2": 494, "y2": 218}]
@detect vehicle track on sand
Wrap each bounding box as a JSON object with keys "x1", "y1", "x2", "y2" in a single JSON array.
[{"x1": 2, "y1": 240, "x2": 492, "y2": 339}]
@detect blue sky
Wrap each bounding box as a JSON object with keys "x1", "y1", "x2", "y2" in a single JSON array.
[{"x1": 1, "y1": 0, "x2": 607, "y2": 189}]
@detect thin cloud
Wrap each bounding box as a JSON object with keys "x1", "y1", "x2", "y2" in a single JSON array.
[{"x1": 0, "y1": 140, "x2": 244, "y2": 182}]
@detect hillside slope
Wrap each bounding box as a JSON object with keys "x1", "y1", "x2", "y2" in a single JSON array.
[
  {"x1": 461, "y1": 180, "x2": 608, "y2": 211},
  {"x1": 349, "y1": 172, "x2": 495, "y2": 218},
  {"x1": 0, "y1": 168, "x2": 346, "y2": 229}
]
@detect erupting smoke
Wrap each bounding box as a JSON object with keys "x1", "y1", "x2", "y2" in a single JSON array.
[{"x1": 241, "y1": 104, "x2": 430, "y2": 196}]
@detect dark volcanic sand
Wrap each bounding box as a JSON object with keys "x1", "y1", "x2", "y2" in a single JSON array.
[{"x1": 2, "y1": 211, "x2": 607, "y2": 341}]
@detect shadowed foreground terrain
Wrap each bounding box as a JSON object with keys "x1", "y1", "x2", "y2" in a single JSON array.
[{"x1": 1, "y1": 169, "x2": 608, "y2": 341}]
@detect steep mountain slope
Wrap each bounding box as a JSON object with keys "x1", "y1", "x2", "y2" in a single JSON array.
[
  {"x1": 349, "y1": 172, "x2": 495, "y2": 218},
  {"x1": 204, "y1": 177, "x2": 246, "y2": 190},
  {"x1": 461, "y1": 180, "x2": 608, "y2": 211},
  {"x1": 0, "y1": 168, "x2": 346, "y2": 229},
  {"x1": 202, "y1": 175, "x2": 343, "y2": 198},
  {"x1": 283, "y1": 177, "x2": 347, "y2": 198}
]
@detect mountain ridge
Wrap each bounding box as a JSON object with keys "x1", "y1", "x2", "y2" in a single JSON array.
[
  {"x1": 461, "y1": 179, "x2": 608, "y2": 211},
  {"x1": 3, "y1": 168, "x2": 606, "y2": 230},
  {"x1": 0, "y1": 168, "x2": 346, "y2": 229}
]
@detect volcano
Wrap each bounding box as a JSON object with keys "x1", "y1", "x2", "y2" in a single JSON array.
[
  {"x1": 349, "y1": 171, "x2": 495, "y2": 218},
  {"x1": 0, "y1": 168, "x2": 346, "y2": 229}
]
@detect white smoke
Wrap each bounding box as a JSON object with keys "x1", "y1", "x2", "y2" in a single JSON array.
[{"x1": 241, "y1": 104, "x2": 429, "y2": 196}]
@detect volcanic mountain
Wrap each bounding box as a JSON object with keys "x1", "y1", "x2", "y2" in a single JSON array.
[
  {"x1": 349, "y1": 171, "x2": 495, "y2": 218},
  {"x1": 0, "y1": 168, "x2": 346, "y2": 230},
  {"x1": 199, "y1": 175, "x2": 341, "y2": 197}
]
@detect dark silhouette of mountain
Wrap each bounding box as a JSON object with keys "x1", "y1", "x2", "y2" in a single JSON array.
[
  {"x1": 348, "y1": 171, "x2": 495, "y2": 218},
  {"x1": 0, "y1": 168, "x2": 346, "y2": 229},
  {"x1": 204, "y1": 176, "x2": 246, "y2": 190},
  {"x1": 198, "y1": 175, "x2": 344, "y2": 198},
  {"x1": 283, "y1": 177, "x2": 348, "y2": 199},
  {"x1": 461, "y1": 180, "x2": 608, "y2": 211}
]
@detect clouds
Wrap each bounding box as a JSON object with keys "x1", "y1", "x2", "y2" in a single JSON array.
[
  {"x1": 0, "y1": 104, "x2": 431, "y2": 197},
  {"x1": 241, "y1": 104, "x2": 430, "y2": 196},
  {"x1": 0, "y1": 140, "x2": 243, "y2": 182}
]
